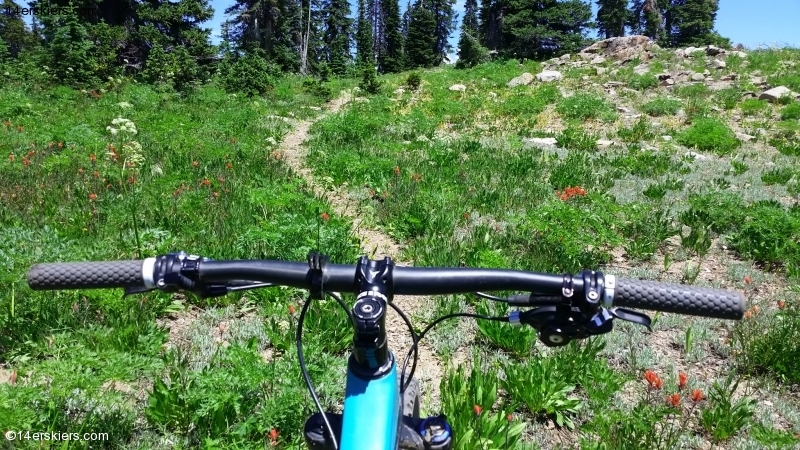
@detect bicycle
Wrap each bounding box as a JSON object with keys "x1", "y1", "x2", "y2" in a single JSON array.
[{"x1": 27, "y1": 251, "x2": 745, "y2": 450}]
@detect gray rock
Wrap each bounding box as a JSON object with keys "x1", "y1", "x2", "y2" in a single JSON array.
[
  {"x1": 560, "y1": 53, "x2": 571, "y2": 61},
  {"x1": 523, "y1": 137, "x2": 558, "y2": 148},
  {"x1": 596, "y1": 67, "x2": 608, "y2": 75},
  {"x1": 591, "y1": 56, "x2": 607, "y2": 64},
  {"x1": 750, "y1": 76, "x2": 767, "y2": 85},
  {"x1": 617, "y1": 106, "x2": 632, "y2": 113},
  {"x1": 536, "y1": 70, "x2": 563, "y2": 82},
  {"x1": 730, "y1": 51, "x2": 748, "y2": 58},
  {"x1": 633, "y1": 63, "x2": 650, "y2": 75},
  {"x1": 685, "y1": 47, "x2": 705, "y2": 56},
  {"x1": 706, "y1": 45, "x2": 725, "y2": 56},
  {"x1": 709, "y1": 59, "x2": 726, "y2": 69},
  {"x1": 597, "y1": 139, "x2": 615, "y2": 148},
  {"x1": 394, "y1": 88, "x2": 405, "y2": 95},
  {"x1": 578, "y1": 35, "x2": 656, "y2": 63},
  {"x1": 759, "y1": 86, "x2": 796, "y2": 102},
  {"x1": 662, "y1": 135, "x2": 672, "y2": 141},
  {"x1": 735, "y1": 132, "x2": 755, "y2": 142},
  {"x1": 691, "y1": 73, "x2": 706, "y2": 81},
  {"x1": 449, "y1": 84, "x2": 467, "y2": 92},
  {"x1": 741, "y1": 92, "x2": 757, "y2": 100},
  {"x1": 507, "y1": 73, "x2": 534, "y2": 88},
  {"x1": 660, "y1": 78, "x2": 675, "y2": 87},
  {"x1": 604, "y1": 81, "x2": 625, "y2": 88},
  {"x1": 675, "y1": 49, "x2": 685, "y2": 58},
  {"x1": 656, "y1": 73, "x2": 672, "y2": 81},
  {"x1": 720, "y1": 74, "x2": 737, "y2": 81}
]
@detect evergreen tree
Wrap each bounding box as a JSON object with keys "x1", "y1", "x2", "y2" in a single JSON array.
[
  {"x1": 672, "y1": 0, "x2": 718, "y2": 46},
  {"x1": 455, "y1": 0, "x2": 487, "y2": 68},
  {"x1": 430, "y1": 0, "x2": 457, "y2": 63},
  {"x1": 400, "y1": 0, "x2": 411, "y2": 39},
  {"x1": 596, "y1": 0, "x2": 629, "y2": 38},
  {"x1": 378, "y1": 0, "x2": 402, "y2": 72},
  {"x1": 224, "y1": 0, "x2": 302, "y2": 72},
  {"x1": 502, "y1": 0, "x2": 592, "y2": 59},
  {"x1": 478, "y1": 0, "x2": 503, "y2": 50},
  {"x1": 44, "y1": 6, "x2": 96, "y2": 86},
  {"x1": 0, "y1": 0, "x2": 29, "y2": 58},
  {"x1": 355, "y1": 0, "x2": 374, "y2": 66},
  {"x1": 322, "y1": 0, "x2": 352, "y2": 75},
  {"x1": 404, "y1": 0, "x2": 436, "y2": 67},
  {"x1": 629, "y1": 0, "x2": 664, "y2": 41}
]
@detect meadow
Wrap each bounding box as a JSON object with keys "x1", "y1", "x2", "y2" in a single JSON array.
[{"x1": 1, "y1": 47, "x2": 799, "y2": 449}]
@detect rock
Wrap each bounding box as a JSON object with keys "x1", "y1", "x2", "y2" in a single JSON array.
[
  {"x1": 685, "y1": 47, "x2": 705, "y2": 56},
  {"x1": 610, "y1": 69, "x2": 619, "y2": 76},
  {"x1": 675, "y1": 49, "x2": 685, "y2": 58},
  {"x1": 741, "y1": 92, "x2": 757, "y2": 100},
  {"x1": 617, "y1": 106, "x2": 632, "y2": 113},
  {"x1": 750, "y1": 76, "x2": 767, "y2": 85},
  {"x1": 660, "y1": 78, "x2": 675, "y2": 87},
  {"x1": 507, "y1": 73, "x2": 534, "y2": 87},
  {"x1": 604, "y1": 81, "x2": 625, "y2": 88},
  {"x1": 662, "y1": 135, "x2": 672, "y2": 141},
  {"x1": 656, "y1": 73, "x2": 672, "y2": 81},
  {"x1": 759, "y1": 86, "x2": 796, "y2": 102},
  {"x1": 720, "y1": 74, "x2": 737, "y2": 81},
  {"x1": 633, "y1": 63, "x2": 650, "y2": 75},
  {"x1": 578, "y1": 35, "x2": 657, "y2": 63},
  {"x1": 703, "y1": 69, "x2": 711, "y2": 76},
  {"x1": 706, "y1": 45, "x2": 725, "y2": 56},
  {"x1": 684, "y1": 151, "x2": 708, "y2": 160},
  {"x1": 582, "y1": 75, "x2": 590, "y2": 81},
  {"x1": 488, "y1": 92, "x2": 498, "y2": 99},
  {"x1": 709, "y1": 59, "x2": 726, "y2": 69},
  {"x1": 705, "y1": 77, "x2": 714, "y2": 82},
  {"x1": 730, "y1": 51, "x2": 748, "y2": 58},
  {"x1": 536, "y1": 70, "x2": 563, "y2": 82},
  {"x1": 591, "y1": 56, "x2": 607, "y2": 64},
  {"x1": 597, "y1": 139, "x2": 615, "y2": 148},
  {"x1": 736, "y1": 132, "x2": 755, "y2": 142},
  {"x1": 523, "y1": 137, "x2": 558, "y2": 148},
  {"x1": 449, "y1": 84, "x2": 467, "y2": 92},
  {"x1": 560, "y1": 53, "x2": 571, "y2": 61},
  {"x1": 394, "y1": 88, "x2": 405, "y2": 95},
  {"x1": 596, "y1": 67, "x2": 608, "y2": 75},
  {"x1": 691, "y1": 73, "x2": 706, "y2": 81}
]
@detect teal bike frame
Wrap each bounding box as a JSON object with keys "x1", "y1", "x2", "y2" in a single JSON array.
[{"x1": 340, "y1": 356, "x2": 401, "y2": 450}]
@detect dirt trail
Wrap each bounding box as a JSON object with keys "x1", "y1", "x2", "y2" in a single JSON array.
[{"x1": 280, "y1": 91, "x2": 446, "y2": 410}]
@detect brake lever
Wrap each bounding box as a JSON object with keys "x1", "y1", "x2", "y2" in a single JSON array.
[
  {"x1": 124, "y1": 281, "x2": 276, "y2": 298},
  {"x1": 509, "y1": 306, "x2": 652, "y2": 347}
]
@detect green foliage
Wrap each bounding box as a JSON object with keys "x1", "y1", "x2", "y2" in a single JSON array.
[
  {"x1": 596, "y1": 0, "x2": 630, "y2": 39},
  {"x1": 761, "y1": 167, "x2": 795, "y2": 186},
  {"x1": 678, "y1": 118, "x2": 741, "y2": 155},
  {"x1": 622, "y1": 207, "x2": 679, "y2": 260},
  {"x1": 405, "y1": 72, "x2": 423, "y2": 90},
  {"x1": 439, "y1": 355, "x2": 525, "y2": 449},
  {"x1": 698, "y1": 375, "x2": 756, "y2": 442},
  {"x1": 715, "y1": 88, "x2": 741, "y2": 110},
  {"x1": 302, "y1": 77, "x2": 333, "y2": 101},
  {"x1": 556, "y1": 126, "x2": 598, "y2": 151},
  {"x1": 142, "y1": 45, "x2": 201, "y2": 92},
  {"x1": 455, "y1": 30, "x2": 490, "y2": 69},
  {"x1": 45, "y1": 8, "x2": 96, "y2": 87},
  {"x1": 218, "y1": 51, "x2": 278, "y2": 97},
  {"x1": 627, "y1": 73, "x2": 658, "y2": 90},
  {"x1": 323, "y1": 0, "x2": 354, "y2": 76},
  {"x1": 359, "y1": 66, "x2": 382, "y2": 94},
  {"x1": 740, "y1": 98, "x2": 768, "y2": 116},
  {"x1": 500, "y1": 0, "x2": 593, "y2": 59},
  {"x1": 404, "y1": 0, "x2": 438, "y2": 68},
  {"x1": 728, "y1": 201, "x2": 800, "y2": 275},
  {"x1": 475, "y1": 300, "x2": 537, "y2": 358},
  {"x1": 641, "y1": 97, "x2": 681, "y2": 116},
  {"x1": 780, "y1": 101, "x2": 800, "y2": 121},
  {"x1": 378, "y1": 0, "x2": 404, "y2": 73},
  {"x1": 733, "y1": 292, "x2": 800, "y2": 383},
  {"x1": 556, "y1": 93, "x2": 614, "y2": 121},
  {"x1": 617, "y1": 116, "x2": 655, "y2": 143}
]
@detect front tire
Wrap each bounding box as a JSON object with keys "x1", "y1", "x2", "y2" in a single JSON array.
[{"x1": 400, "y1": 377, "x2": 420, "y2": 419}]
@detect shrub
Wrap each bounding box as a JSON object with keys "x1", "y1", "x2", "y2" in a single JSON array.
[
  {"x1": 642, "y1": 97, "x2": 681, "y2": 116},
  {"x1": 218, "y1": 51, "x2": 277, "y2": 97},
  {"x1": 715, "y1": 88, "x2": 741, "y2": 110},
  {"x1": 780, "y1": 101, "x2": 800, "y2": 121},
  {"x1": 557, "y1": 93, "x2": 613, "y2": 120},
  {"x1": 302, "y1": 77, "x2": 333, "y2": 101},
  {"x1": 359, "y1": 66, "x2": 382, "y2": 95},
  {"x1": 405, "y1": 72, "x2": 422, "y2": 90},
  {"x1": 627, "y1": 73, "x2": 658, "y2": 90},
  {"x1": 740, "y1": 98, "x2": 768, "y2": 116},
  {"x1": 678, "y1": 118, "x2": 741, "y2": 155}
]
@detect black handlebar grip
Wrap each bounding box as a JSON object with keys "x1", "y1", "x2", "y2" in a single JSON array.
[
  {"x1": 27, "y1": 260, "x2": 146, "y2": 290},
  {"x1": 613, "y1": 277, "x2": 745, "y2": 320}
]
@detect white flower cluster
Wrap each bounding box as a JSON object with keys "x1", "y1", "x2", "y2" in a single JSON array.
[
  {"x1": 107, "y1": 117, "x2": 137, "y2": 136},
  {"x1": 122, "y1": 140, "x2": 145, "y2": 167},
  {"x1": 117, "y1": 102, "x2": 133, "y2": 109}
]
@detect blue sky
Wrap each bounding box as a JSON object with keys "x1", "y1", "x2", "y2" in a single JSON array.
[{"x1": 206, "y1": 0, "x2": 800, "y2": 50}]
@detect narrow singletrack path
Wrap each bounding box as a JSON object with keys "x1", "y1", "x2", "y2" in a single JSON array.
[{"x1": 279, "y1": 91, "x2": 446, "y2": 410}]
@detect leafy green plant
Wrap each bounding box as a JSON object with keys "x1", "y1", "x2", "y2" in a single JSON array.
[
  {"x1": 556, "y1": 126, "x2": 598, "y2": 151},
  {"x1": 627, "y1": 73, "x2": 658, "y2": 90},
  {"x1": 557, "y1": 93, "x2": 614, "y2": 120},
  {"x1": 502, "y1": 357, "x2": 583, "y2": 429},
  {"x1": 761, "y1": 167, "x2": 794, "y2": 185},
  {"x1": 731, "y1": 159, "x2": 749, "y2": 175},
  {"x1": 439, "y1": 355, "x2": 525, "y2": 450},
  {"x1": 475, "y1": 300, "x2": 537, "y2": 358},
  {"x1": 359, "y1": 66, "x2": 382, "y2": 94},
  {"x1": 617, "y1": 116, "x2": 655, "y2": 143},
  {"x1": 678, "y1": 118, "x2": 741, "y2": 155},
  {"x1": 729, "y1": 201, "x2": 800, "y2": 274},
  {"x1": 715, "y1": 88, "x2": 741, "y2": 110},
  {"x1": 740, "y1": 98, "x2": 769, "y2": 116},
  {"x1": 699, "y1": 374, "x2": 756, "y2": 442},
  {"x1": 780, "y1": 101, "x2": 800, "y2": 120},
  {"x1": 405, "y1": 72, "x2": 422, "y2": 90},
  {"x1": 641, "y1": 97, "x2": 681, "y2": 116}
]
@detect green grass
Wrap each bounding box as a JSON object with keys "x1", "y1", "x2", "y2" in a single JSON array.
[{"x1": 4, "y1": 50, "x2": 800, "y2": 449}]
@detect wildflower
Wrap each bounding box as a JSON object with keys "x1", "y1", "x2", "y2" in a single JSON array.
[
  {"x1": 410, "y1": 173, "x2": 422, "y2": 182},
  {"x1": 8, "y1": 154, "x2": 14, "y2": 162},
  {"x1": 645, "y1": 370, "x2": 663, "y2": 390},
  {"x1": 89, "y1": 193, "x2": 97, "y2": 201},
  {"x1": 89, "y1": 153, "x2": 96, "y2": 163},
  {"x1": 778, "y1": 300, "x2": 786, "y2": 310},
  {"x1": 752, "y1": 305, "x2": 760, "y2": 315},
  {"x1": 201, "y1": 178, "x2": 211, "y2": 187},
  {"x1": 93, "y1": 170, "x2": 100, "y2": 178},
  {"x1": 128, "y1": 176, "x2": 135, "y2": 185},
  {"x1": 226, "y1": 162, "x2": 233, "y2": 170},
  {"x1": 117, "y1": 102, "x2": 133, "y2": 109},
  {"x1": 289, "y1": 305, "x2": 296, "y2": 315},
  {"x1": 464, "y1": 212, "x2": 470, "y2": 220},
  {"x1": 27, "y1": 150, "x2": 34, "y2": 158},
  {"x1": 394, "y1": 166, "x2": 400, "y2": 176},
  {"x1": 17, "y1": 126, "x2": 23, "y2": 132},
  {"x1": 192, "y1": 161, "x2": 199, "y2": 167},
  {"x1": 507, "y1": 414, "x2": 513, "y2": 422},
  {"x1": 3, "y1": 120, "x2": 9, "y2": 127},
  {"x1": 22, "y1": 157, "x2": 30, "y2": 167},
  {"x1": 218, "y1": 177, "x2": 225, "y2": 183},
  {"x1": 473, "y1": 404, "x2": 483, "y2": 416},
  {"x1": 691, "y1": 389, "x2": 704, "y2": 403},
  {"x1": 678, "y1": 372, "x2": 688, "y2": 390},
  {"x1": 58, "y1": 142, "x2": 63, "y2": 149},
  {"x1": 268, "y1": 428, "x2": 279, "y2": 446},
  {"x1": 78, "y1": 168, "x2": 84, "y2": 174},
  {"x1": 744, "y1": 310, "x2": 752, "y2": 319},
  {"x1": 667, "y1": 393, "x2": 681, "y2": 407},
  {"x1": 320, "y1": 212, "x2": 330, "y2": 222},
  {"x1": 744, "y1": 275, "x2": 752, "y2": 284},
  {"x1": 213, "y1": 192, "x2": 219, "y2": 198},
  {"x1": 9, "y1": 370, "x2": 16, "y2": 385},
  {"x1": 231, "y1": 138, "x2": 237, "y2": 144}
]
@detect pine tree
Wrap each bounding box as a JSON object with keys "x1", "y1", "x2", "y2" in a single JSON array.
[
  {"x1": 404, "y1": 0, "x2": 436, "y2": 67},
  {"x1": 502, "y1": 0, "x2": 592, "y2": 59},
  {"x1": 378, "y1": 0, "x2": 402, "y2": 72},
  {"x1": 455, "y1": 0, "x2": 487, "y2": 68},
  {"x1": 400, "y1": 0, "x2": 411, "y2": 39},
  {"x1": 323, "y1": 0, "x2": 352, "y2": 75},
  {"x1": 596, "y1": 0, "x2": 629, "y2": 38},
  {"x1": 355, "y1": 0, "x2": 374, "y2": 66},
  {"x1": 0, "y1": 0, "x2": 29, "y2": 58},
  {"x1": 224, "y1": 0, "x2": 303, "y2": 72},
  {"x1": 672, "y1": 0, "x2": 718, "y2": 46},
  {"x1": 430, "y1": 0, "x2": 457, "y2": 63},
  {"x1": 630, "y1": 0, "x2": 664, "y2": 40},
  {"x1": 478, "y1": 0, "x2": 504, "y2": 50}
]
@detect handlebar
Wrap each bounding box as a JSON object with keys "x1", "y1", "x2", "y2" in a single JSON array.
[{"x1": 26, "y1": 254, "x2": 745, "y2": 320}]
